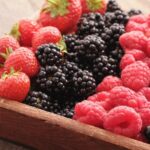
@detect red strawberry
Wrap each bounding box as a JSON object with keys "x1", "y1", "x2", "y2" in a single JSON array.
[
  {"x1": 0, "y1": 67, "x2": 4, "y2": 77},
  {"x1": 4, "y1": 47, "x2": 40, "y2": 77},
  {"x1": 0, "y1": 35, "x2": 20, "y2": 63},
  {"x1": 32, "y1": 26, "x2": 62, "y2": 51},
  {"x1": 81, "y1": 0, "x2": 107, "y2": 14},
  {"x1": 0, "y1": 69, "x2": 30, "y2": 102},
  {"x1": 10, "y1": 19, "x2": 41, "y2": 47},
  {"x1": 38, "y1": 0, "x2": 82, "y2": 33}
]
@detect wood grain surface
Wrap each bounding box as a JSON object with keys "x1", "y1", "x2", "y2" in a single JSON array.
[{"x1": 0, "y1": 0, "x2": 149, "y2": 150}]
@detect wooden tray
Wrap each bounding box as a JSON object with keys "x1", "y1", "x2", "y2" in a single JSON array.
[{"x1": 0, "y1": 98, "x2": 150, "y2": 150}]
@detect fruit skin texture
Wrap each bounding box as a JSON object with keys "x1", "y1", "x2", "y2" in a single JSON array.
[
  {"x1": 121, "y1": 61, "x2": 150, "y2": 91},
  {"x1": 0, "y1": 72, "x2": 30, "y2": 102},
  {"x1": 119, "y1": 31, "x2": 147, "y2": 52},
  {"x1": 103, "y1": 106, "x2": 142, "y2": 138},
  {"x1": 32, "y1": 26, "x2": 62, "y2": 52},
  {"x1": 38, "y1": 0, "x2": 82, "y2": 33},
  {"x1": 5, "y1": 47, "x2": 40, "y2": 77},
  {"x1": 139, "y1": 87, "x2": 150, "y2": 101},
  {"x1": 0, "y1": 35, "x2": 20, "y2": 63},
  {"x1": 96, "y1": 76, "x2": 122, "y2": 92},
  {"x1": 11, "y1": 19, "x2": 41, "y2": 47},
  {"x1": 73, "y1": 100, "x2": 106, "y2": 127},
  {"x1": 81, "y1": 0, "x2": 107, "y2": 14}
]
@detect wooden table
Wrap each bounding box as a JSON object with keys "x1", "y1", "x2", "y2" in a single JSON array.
[{"x1": 0, "y1": 0, "x2": 149, "y2": 149}]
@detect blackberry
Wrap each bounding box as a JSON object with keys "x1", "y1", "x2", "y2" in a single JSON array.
[
  {"x1": 72, "y1": 70, "x2": 96, "y2": 98},
  {"x1": 104, "y1": 10, "x2": 129, "y2": 27},
  {"x1": 77, "y1": 13, "x2": 105, "y2": 37},
  {"x1": 64, "y1": 34, "x2": 79, "y2": 53},
  {"x1": 60, "y1": 61, "x2": 79, "y2": 80},
  {"x1": 64, "y1": 52, "x2": 80, "y2": 64},
  {"x1": 36, "y1": 44, "x2": 63, "y2": 66},
  {"x1": 101, "y1": 23, "x2": 125, "y2": 50},
  {"x1": 36, "y1": 66, "x2": 68, "y2": 96},
  {"x1": 144, "y1": 126, "x2": 150, "y2": 142},
  {"x1": 106, "y1": 0, "x2": 122, "y2": 12},
  {"x1": 92, "y1": 55, "x2": 118, "y2": 83},
  {"x1": 128, "y1": 9, "x2": 143, "y2": 17},
  {"x1": 74, "y1": 35, "x2": 106, "y2": 61},
  {"x1": 24, "y1": 91, "x2": 51, "y2": 111}
]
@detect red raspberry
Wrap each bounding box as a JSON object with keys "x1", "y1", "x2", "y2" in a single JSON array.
[
  {"x1": 121, "y1": 61, "x2": 150, "y2": 91},
  {"x1": 139, "y1": 87, "x2": 150, "y2": 102},
  {"x1": 119, "y1": 31, "x2": 147, "y2": 52},
  {"x1": 87, "y1": 91, "x2": 109, "y2": 102},
  {"x1": 96, "y1": 76, "x2": 122, "y2": 92},
  {"x1": 130, "y1": 15, "x2": 147, "y2": 24},
  {"x1": 99, "y1": 99, "x2": 113, "y2": 111},
  {"x1": 120, "y1": 54, "x2": 135, "y2": 70},
  {"x1": 142, "y1": 57, "x2": 150, "y2": 68},
  {"x1": 126, "y1": 49, "x2": 146, "y2": 60},
  {"x1": 110, "y1": 86, "x2": 147, "y2": 108},
  {"x1": 138, "y1": 108, "x2": 150, "y2": 128},
  {"x1": 103, "y1": 106, "x2": 142, "y2": 138},
  {"x1": 126, "y1": 21, "x2": 146, "y2": 33},
  {"x1": 146, "y1": 39, "x2": 150, "y2": 57},
  {"x1": 73, "y1": 100, "x2": 107, "y2": 127},
  {"x1": 0, "y1": 67, "x2": 4, "y2": 77}
]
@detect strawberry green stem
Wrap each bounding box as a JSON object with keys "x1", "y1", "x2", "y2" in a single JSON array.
[{"x1": 87, "y1": 0, "x2": 102, "y2": 11}]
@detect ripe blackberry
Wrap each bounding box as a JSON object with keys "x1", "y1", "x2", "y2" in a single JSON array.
[
  {"x1": 128, "y1": 9, "x2": 143, "y2": 17},
  {"x1": 72, "y1": 70, "x2": 96, "y2": 98},
  {"x1": 36, "y1": 66, "x2": 68, "y2": 96},
  {"x1": 77, "y1": 13, "x2": 105, "y2": 37},
  {"x1": 104, "y1": 10, "x2": 129, "y2": 27},
  {"x1": 64, "y1": 52, "x2": 80, "y2": 64},
  {"x1": 106, "y1": 0, "x2": 122, "y2": 12},
  {"x1": 101, "y1": 23, "x2": 125, "y2": 50},
  {"x1": 74, "y1": 35, "x2": 106, "y2": 61},
  {"x1": 92, "y1": 55, "x2": 118, "y2": 83},
  {"x1": 63, "y1": 34, "x2": 79, "y2": 53},
  {"x1": 24, "y1": 91, "x2": 51, "y2": 111},
  {"x1": 60, "y1": 61, "x2": 79, "y2": 80},
  {"x1": 144, "y1": 126, "x2": 150, "y2": 142},
  {"x1": 36, "y1": 44, "x2": 63, "y2": 66}
]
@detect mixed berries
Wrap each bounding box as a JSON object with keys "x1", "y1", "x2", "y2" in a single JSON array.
[{"x1": 0, "y1": 0, "x2": 150, "y2": 144}]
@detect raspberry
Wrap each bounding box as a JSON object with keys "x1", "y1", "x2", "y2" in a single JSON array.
[
  {"x1": 103, "y1": 106, "x2": 142, "y2": 138},
  {"x1": 138, "y1": 108, "x2": 150, "y2": 128},
  {"x1": 142, "y1": 57, "x2": 150, "y2": 68},
  {"x1": 99, "y1": 99, "x2": 113, "y2": 111},
  {"x1": 121, "y1": 61, "x2": 150, "y2": 91},
  {"x1": 139, "y1": 87, "x2": 150, "y2": 102},
  {"x1": 110, "y1": 86, "x2": 147, "y2": 108},
  {"x1": 87, "y1": 91, "x2": 109, "y2": 102},
  {"x1": 73, "y1": 100, "x2": 107, "y2": 127},
  {"x1": 126, "y1": 49, "x2": 146, "y2": 60},
  {"x1": 146, "y1": 39, "x2": 150, "y2": 57},
  {"x1": 120, "y1": 54, "x2": 135, "y2": 70},
  {"x1": 96, "y1": 76, "x2": 122, "y2": 92},
  {"x1": 129, "y1": 15, "x2": 147, "y2": 24},
  {"x1": 126, "y1": 21, "x2": 146, "y2": 33},
  {"x1": 119, "y1": 31, "x2": 147, "y2": 52}
]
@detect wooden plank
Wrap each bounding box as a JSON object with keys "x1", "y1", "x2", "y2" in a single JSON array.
[{"x1": 0, "y1": 99, "x2": 150, "y2": 150}]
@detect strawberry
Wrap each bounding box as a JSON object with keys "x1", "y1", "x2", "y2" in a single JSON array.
[
  {"x1": 0, "y1": 35, "x2": 20, "y2": 63},
  {"x1": 38, "y1": 0, "x2": 82, "y2": 33},
  {"x1": 32, "y1": 26, "x2": 62, "y2": 51},
  {"x1": 0, "y1": 69, "x2": 30, "y2": 102},
  {"x1": 0, "y1": 67, "x2": 4, "y2": 77},
  {"x1": 10, "y1": 19, "x2": 41, "y2": 47},
  {"x1": 81, "y1": 0, "x2": 107, "y2": 14},
  {"x1": 4, "y1": 47, "x2": 40, "y2": 77}
]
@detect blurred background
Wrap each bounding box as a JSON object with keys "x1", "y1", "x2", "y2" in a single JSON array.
[{"x1": 0, "y1": 0, "x2": 149, "y2": 149}]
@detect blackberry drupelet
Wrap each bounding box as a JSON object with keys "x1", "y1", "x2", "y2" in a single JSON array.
[
  {"x1": 64, "y1": 52, "x2": 80, "y2": 64},
  {"x1": 36, "y1": 44, "x2": 63, "y2": 66},
  {"x1": 104, "y1": 10, "x2": 129, "y2": 27},
  {"x1": 24, "y1": 91, "x2": 51, "y2": 111},
  {"x1": 36, "y1": 66, "x2": 68, "y2": 96},
  {"x1": 60, "y1": 61, "x2": 79, "y2": 80},
  {"x1": 63, "y1": 34, "x2": 79, "y2": 53},
  {"x1": 74, "y1": 35, "x2": 106, "y2": 61},
  {"x1": 92, "y1": 55, "x2": 118, "y2": 84},
  {"x1": 101, "y1": 23, "x2": 125, "y2": 50},
  {"x1": 77, "y1": 13, "x2": 105, "y2": 38},
  {"x1": 106, "y1": 0, "x2": 122, "y2": 12},
  {"x1": 128, "y1": 9, "x2": 143, "y2": 17},
  {"x1": 72, "y1": 70, "x2": 96, "y2": 98},
  {"x1": 144, "y1": 126, "x2": 150, "y2": 142}
]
